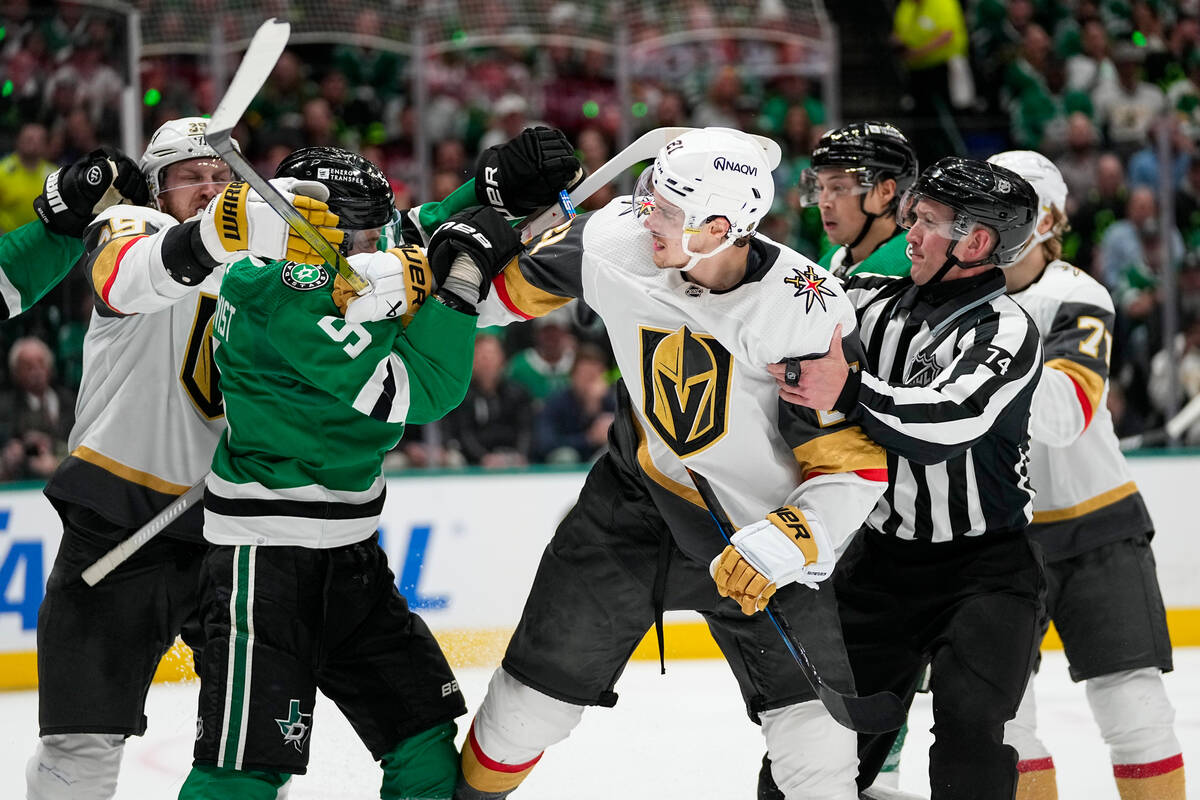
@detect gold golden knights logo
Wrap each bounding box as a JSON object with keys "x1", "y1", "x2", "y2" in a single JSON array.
[
  {"x1": 640, "y1": 324, "x2": 732, "y2": 457},
  {"x1": 180, "y1": 293, "x2": 223, "y2": 419}
]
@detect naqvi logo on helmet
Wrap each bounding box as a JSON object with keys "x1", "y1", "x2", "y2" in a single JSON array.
[{"x1": 712, "y1": 157, "x2": 758, "y2": 176}]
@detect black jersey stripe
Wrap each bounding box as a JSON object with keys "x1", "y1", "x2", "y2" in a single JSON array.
[
  {"x1": 204, "y1": 487, "x2": 387, "y2": 520},
  {"x1": 370, "y1": 360, "x2": 398, "y2": 422}
]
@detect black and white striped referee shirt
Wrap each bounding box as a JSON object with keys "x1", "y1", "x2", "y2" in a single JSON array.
[{"x1": 831, "y1": 269, "x2": 1043, "y2": 542}]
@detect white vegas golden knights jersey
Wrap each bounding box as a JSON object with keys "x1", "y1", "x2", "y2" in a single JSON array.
[
  {"x1": 478, "y1": 197, "x2": 887, "y2": 560},
  {"x1": 44, "y1": 204, "x2": 225, "y2": 540},
  {"x1": 1010, "y1": 260, "x2": 1153, "y2": 560}
]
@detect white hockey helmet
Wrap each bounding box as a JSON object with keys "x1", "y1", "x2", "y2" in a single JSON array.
[
  {"x1": 140, "y1": 116, "x2": 240, "y2": 204},
  {"x1": 634, "y1": 127, "x2": 780, "y2": 270},
  {"x1": 986, "y1": 150, "x2": 1068, "y2": 266}
]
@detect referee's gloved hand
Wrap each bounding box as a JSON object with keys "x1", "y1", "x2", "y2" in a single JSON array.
[{"x1": 710, "y1": 506, "x2": 836, "y2": 615}]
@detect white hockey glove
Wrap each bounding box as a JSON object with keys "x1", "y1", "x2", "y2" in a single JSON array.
[
  {"x1": 710, "y1": 506, "x2": 836, "y2": 615},
  {"x1": 339, "y1": 249, "x2": 409, "y2": 324},
  {"x1": 198, "y1": 177, "x2": 344, "y2": 265}
]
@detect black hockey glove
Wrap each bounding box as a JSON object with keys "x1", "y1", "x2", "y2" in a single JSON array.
[
  {"x1": 428, "y1": 206, "x2": 523, "y2": 308},
  {"x1": 475, "y1": 126, "x2": 583, "y2": 220},
  {"x1": 34, "y1": 147, "x2": 149, "y2": 238}
]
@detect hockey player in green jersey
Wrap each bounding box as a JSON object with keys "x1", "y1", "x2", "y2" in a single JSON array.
[
  {"x1": 178, "y1": 144, "x2": 569, "y2": 800},
  {"x1": 798, "y1": 121, "x2": 918, "y2": 280},
  {"x1": 1, "y1": 147, "x2": 146, "y2": 319}
]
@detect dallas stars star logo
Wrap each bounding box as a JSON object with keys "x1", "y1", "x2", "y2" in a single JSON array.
[
  {"x1": 784, "y1": 266, "x2": 836, "y2": 313},
  {"x1": 281, "y1": 261, "x2": 330, "y2": 291},
  {"x1": 275, "y1": 699, "x2": 312, "y2": 752}
]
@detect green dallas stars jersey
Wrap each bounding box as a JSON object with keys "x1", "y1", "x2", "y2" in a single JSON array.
[
  {"x1": 0, "y1": 219, "x2": 85, "y2": 319},
  {"x1": 204, "y1": 252, "x2": 476, "y2": 548},
  {"x1": 817, "y1": 229, "x2": 911, "y2": 280}
]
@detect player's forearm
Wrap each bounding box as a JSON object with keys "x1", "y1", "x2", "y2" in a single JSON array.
[
  {"x1": 0, "y1": 220, "x2": 85, "y2": 318},
  {"x1": 1028, "y1": 365, "x2": 1090, "y2": 446},
  {"x1": 408, "y1": 180, "x2": 479, "y2": 243},
  {"x1": 784, "y1": 471, "x2": 887, "y2": 554},
  {"x1": 844, "y1": 363, "x2": 1039, "y2": 465},
  {"x1": 391, "y1": 297, "x2": 478, "y2": 424}
]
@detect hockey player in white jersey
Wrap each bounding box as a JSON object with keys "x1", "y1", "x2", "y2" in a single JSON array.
[
  {"x1": 453, "y1": 127, "x2": 888, "y2": 800},
  {"x1": 987, "y1": 150, "x2": 1184, "y2": 800},
  {"x1": 26, "y1": 116, "x2": 343, "y2": 800}
]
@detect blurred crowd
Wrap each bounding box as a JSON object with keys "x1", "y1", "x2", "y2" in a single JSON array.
[{"x1": 1, "y1": 0, "x2": 1199, "y2": 480}]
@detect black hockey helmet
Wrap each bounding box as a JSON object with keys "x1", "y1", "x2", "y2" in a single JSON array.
[
  {"x1": 898, "y1": 156, "x2": 1039, "y2": 270},
  {"x1": 275, "y1": 147, "x2": 395, "y2": 254},
  {"x1": 800, "y1": 121, "x2": 918, "y2": 206}
]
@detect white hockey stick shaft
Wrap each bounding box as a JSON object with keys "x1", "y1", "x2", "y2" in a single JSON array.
[
  {"x1": 519, "y1": 126, "x2": 781, "y2": 240},
  {"x1": 82, "y1": 478, "x2": 207, "y2": 586},
  {"x1": 1119, "y1": 391, "x2": 1200, "y2": 450},
  {"x1": 519, "y1": 126, "x2": 690, "y2": 240},
  {"x1": 204, "y1": 19, "x2": 369, "y2": 291}
]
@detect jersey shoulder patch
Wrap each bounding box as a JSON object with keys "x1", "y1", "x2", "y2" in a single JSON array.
[
  {"x1": 779, "y1": 261, "x2": 839, "y2": 314},
  {"x1": 280, "y1": 261, "x2": 331, "y2": 292}
]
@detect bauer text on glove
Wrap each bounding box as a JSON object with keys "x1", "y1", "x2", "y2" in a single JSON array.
[
  {"x1": 475, "y1": 126, "x2": 583, "y2": 219},
  {"x1": 710, "y1": 506, "x2": 836, "y2": 614}
]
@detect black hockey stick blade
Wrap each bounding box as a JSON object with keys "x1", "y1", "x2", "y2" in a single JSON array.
[{"x1": 685, "y1": 467, "x2": 907, "y2": 734}]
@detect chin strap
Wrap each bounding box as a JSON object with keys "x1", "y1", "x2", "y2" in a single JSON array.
[
  {"x1": 847, "y1": 194, "x2": 881, "y2": 253},
  {"x1": 679, "y1": 228, "x2": 738, "y2": 272},
  {"x1": 929, "y1": 240, "x2": 963, "y2": 285}
]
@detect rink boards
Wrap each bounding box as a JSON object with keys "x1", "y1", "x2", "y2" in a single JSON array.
[{"x1": 0, "y1": 453, "x2": 1198, "y2": 690}]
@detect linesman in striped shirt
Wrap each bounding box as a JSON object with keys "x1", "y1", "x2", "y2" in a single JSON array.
[{"x1": 766, "y1": 157, "x2": 1044, "y2": 799}]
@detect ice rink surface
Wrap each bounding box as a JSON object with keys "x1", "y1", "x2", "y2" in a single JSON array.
[{"x1": 2, "y1": 649, "x2": 1197, "y2": 798}]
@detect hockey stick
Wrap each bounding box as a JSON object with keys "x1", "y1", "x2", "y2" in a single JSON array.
[
  {"x1": 685, "y1": 467, "x2": 907, "y2": 734},
  {"x1": 519, "y1": 127, "x2": 692, "y2": 240},
  {"x1": 204, "y1": 19, "x2": 368, "y2": 292},
  {"x1": 81, "y1": 478, "x2": 207, "y2": 586},
  {"x1": 1118, "y1": 391, "x2": 1200, "y2": 450},
  {"x1": 520, "y1": 126, "x2": 782, "y2": 240}
]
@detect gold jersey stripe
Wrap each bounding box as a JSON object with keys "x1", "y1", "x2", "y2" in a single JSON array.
[
  {"x1": 1031, "y1": 480, "x2": 1139, "y2": 523},
  {"x1": 90, "y1": 236, "x2": 143, "y2": 309},
  {"x1": 497, "y1": 260, "x2": 572, "y2": 319},
  {"x1": 71, "y1": 446, "x2": 192, "y2": 495},
  {"x1": 1045, "y1": 357, "x2": 1104, "y2": 418},
  {"x1": 791, "y1": 426, "x2": 887, "y2": 480},
  {"x1": 631, "y1": 412, "x2": 705, "y2": 509}
]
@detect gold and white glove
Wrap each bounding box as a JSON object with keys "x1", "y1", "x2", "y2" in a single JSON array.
[
  {"x1": 710, "y1": 506, "x2": 836, "y2": 615},
  {"x1": 198, "y1": 177, "x2": 343, "y2": 264}
]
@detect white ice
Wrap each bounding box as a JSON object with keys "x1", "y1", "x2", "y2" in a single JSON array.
[{"x1": 2, "y1": 650, "x2": 1197, "y2": 798}]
